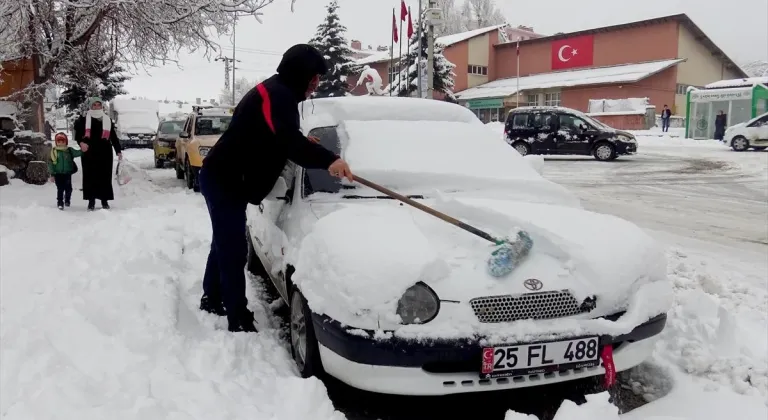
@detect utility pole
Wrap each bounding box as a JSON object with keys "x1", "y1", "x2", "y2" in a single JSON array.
[
  {"x1": 426, "y1": 0, "x2": 436, "y2": 99},
  {"x1": 215, "y1": 56, "x2": 234, "y2": 91},
  {"x1": 416, "y1": 0, "x2": 423, "y2": 98},
  {"x1": 232, "y1": 14, "x2": 237, "y2": 105}
]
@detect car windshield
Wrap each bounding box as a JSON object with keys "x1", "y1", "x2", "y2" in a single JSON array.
[
  {"x1": 195, "y1": 116, "x2": 231, "y2": 136},
  {"x1": 159, "y1": 121, "x2": 184, "y2": 134},
  {"x1": 578, "y1": 113, "x2": 609, "y2": 129},
  {"x1": 302, "y1": 120, "x2": 554, "y2": 200}
]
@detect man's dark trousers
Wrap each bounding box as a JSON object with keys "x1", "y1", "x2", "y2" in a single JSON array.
[
  {"x1": 54, "y1": 174, "x2": 73, "y2": 204},
  {"x1": 199, "y1": 167, "x2": 248, "y2": 326}
]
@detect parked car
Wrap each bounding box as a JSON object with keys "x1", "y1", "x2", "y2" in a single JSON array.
[
  {"x1": 505, "y1": 106, "x2": 638, "y2": 161},
  {"x1": 724, "y1": 111, "x2": 768, "y2": 151},
  {"x1": 174, "y1": 105, "x2": 233, "y2": 191},
  {"x1": 153, "y1": 118, "x2": 185, "y2": 168},
  {"x1": 245, "y1": 96, "x2": 670, "y2": 396}
]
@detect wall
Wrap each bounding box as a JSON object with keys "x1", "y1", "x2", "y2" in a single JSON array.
[
  {"x1": 443, "y1": 41, "x2": 468, "y2": 93},
  {"x1": 494, "y1": 21, "x2": 679, "y2": 79},
  {"x1": 561, "y1": 67, "x2": 677, "y2": 113},
  {"x1": 0, "y1": 58, "x2": 35, "y2": 98},
  {"x1": 674, "y1": 24, "x2": 742, "y2": 115},
  {"x1": 589, "y1": 113, "x2": 647, "y2": 130},
  {"x1": 467, "y1": 33, "x2": 489, "y2": 89}
]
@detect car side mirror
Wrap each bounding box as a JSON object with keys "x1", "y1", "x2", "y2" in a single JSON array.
[
  {"x1": 265, "y1": 176, "x2": 290, "y2": 202},
  {"x1": 179, "y1": 132, "x2": 190, "y2": 139}
]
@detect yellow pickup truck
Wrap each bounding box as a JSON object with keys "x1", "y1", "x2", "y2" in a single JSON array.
[{"x1": 174, "y1": 105, "x2": 234, "y2": 191}]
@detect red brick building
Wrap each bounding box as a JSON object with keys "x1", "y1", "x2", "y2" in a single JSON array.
[{"x1": 349, "y1": 14, "x2": 747, "y2": 128}]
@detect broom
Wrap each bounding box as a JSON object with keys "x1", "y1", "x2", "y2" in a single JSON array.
[{"x1": 354, "y1": 176, "x2": 533, "y2": 277}]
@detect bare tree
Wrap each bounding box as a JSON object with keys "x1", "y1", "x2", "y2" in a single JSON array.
[
  {"x1": 219, "y1": 76, "x2": 261, "y2": 106},
  {"x1": 0, "y1": 0, "x2": 290, "y2": 121},
  {"x1": 434, "y1": 0, "x2": 507, "y2": 36}
]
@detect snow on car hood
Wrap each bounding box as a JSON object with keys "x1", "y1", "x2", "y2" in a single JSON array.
[{"x1": 289, "y1": 196, "x2": 671, "y2": 340}]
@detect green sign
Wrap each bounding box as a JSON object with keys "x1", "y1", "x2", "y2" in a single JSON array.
[{"x1": 466, "y1": 98, "x2": 504, "y2": 109}]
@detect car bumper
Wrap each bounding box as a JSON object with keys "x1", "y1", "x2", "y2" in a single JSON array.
[
  {"x1": 616, "y1": 141, "x2": 637, "y2": 155},
  {"x1": 154, "y1": 143, "x2": 176, "y2": 160},
  {"x1": 120, "y1": 139, "x2": 154, "y2": 148},
  {"x1": 313, "y1": 312, "x2": 666, "y2": 396}
]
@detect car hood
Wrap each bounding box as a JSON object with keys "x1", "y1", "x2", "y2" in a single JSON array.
[
  {"x1": 156, "y1": 133, "x2": 178, "y2": 140},
  {"x1": 726, "y1": 122, "x2": 747, "y2": 131},
  {"x1": 195, "y1": 134, "x2": 221, "y2": 146},
  {"x1": 289, "y1": 196, "x2": 669, "y2": 335}
]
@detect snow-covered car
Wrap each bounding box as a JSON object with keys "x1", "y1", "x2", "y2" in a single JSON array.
[
  {"x1": 246, "y1": 96, "x2": 671, "y2": 396},
  {"x1": 724, "y1": 112, "x2": 768, "y2": 151}
]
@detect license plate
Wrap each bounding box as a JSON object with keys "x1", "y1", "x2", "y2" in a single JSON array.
[{"x1": 481, "y1": 336, "x2": 600, "y2": 379}]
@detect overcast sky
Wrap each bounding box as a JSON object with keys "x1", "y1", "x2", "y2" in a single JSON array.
[{"x1": 123, "y1": 0, "x2": 768, "y2": 101}]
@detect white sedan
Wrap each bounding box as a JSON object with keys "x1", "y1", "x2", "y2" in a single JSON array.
[
  {"x1": 724, "y1": 111, "x2": 768, "y2": 151},
  {"x1": 246, "y1": 96, "x2": 671, "y2": 396}
]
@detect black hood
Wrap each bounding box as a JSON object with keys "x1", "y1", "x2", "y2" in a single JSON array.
[{"x1": 276, "y1": 44, "x2": 328, "y2": 102}]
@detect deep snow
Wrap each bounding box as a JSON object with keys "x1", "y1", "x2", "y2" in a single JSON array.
[{"x1": 1, "y1": 136, "x2": 766, "y2": 420}]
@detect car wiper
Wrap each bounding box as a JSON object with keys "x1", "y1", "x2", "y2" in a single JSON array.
[{"x1": 342, "y1": 194, "x2": 425, "y2": 200}]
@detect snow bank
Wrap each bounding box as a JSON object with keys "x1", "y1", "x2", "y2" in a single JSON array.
[
  {"x1": 632, "y1": 135, "x2": 725, "y2": 149},
  {"x1": 486, "y1": 120, "x2": 505, "y2": 139},
  {"x1": 291, "y1": 206, "x2": 448, "y2": 325},
  {"x1": 505, "y1": 392, "x2": 619, "y2": 420},
  {"x1": 0, "y1": 165, "x2": 345, "y2": 420}
]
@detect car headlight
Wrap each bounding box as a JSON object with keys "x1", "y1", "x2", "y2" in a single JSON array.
[
  {"x1": 198, "y1": 146, "x2": 211, "y2": 157},
  {"x1": 617, "y1": 134, "x2": 636, "y2": 143},
  {"x1": 396, "y1": 282, "x2": 440, "y2": 324}
]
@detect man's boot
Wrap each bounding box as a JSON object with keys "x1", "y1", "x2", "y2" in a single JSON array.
[
  {"x1": 228, "y1": 308, "x2": 258, "y2": 333},
  {"x1": 200, "y1": 294, "x2": 226, "y2": 316},
  {"x1": 87, "y1": 199, "x2": 95, "y2": 211}
]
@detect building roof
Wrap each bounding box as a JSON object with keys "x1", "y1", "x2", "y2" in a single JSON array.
[
  {"x1": 356, "y1": 24, "x2": 506, "y2": 65},
  {"x1": 455, "y1": 59, "x2": 685, "y2": 100},
  {"x1": 495, "y1": 13, "x2": 748, "y2": 78},
  {"x1": 704, "y1": 77, "x2": 768, "y2": 89}
]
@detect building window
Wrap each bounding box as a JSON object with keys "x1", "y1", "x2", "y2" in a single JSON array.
[
  {"x1": 544, "y1": 92, "x2": 561, "y2": 106},
  {"x1": 388, "y1": 65, "x2": 398, "y2": 85},
  {"x1": 468, "y1": 65, "x2": 488, "y2": 76},
  {"x1": 526, "y1": 94, "x2": 538, "y2": 106}
]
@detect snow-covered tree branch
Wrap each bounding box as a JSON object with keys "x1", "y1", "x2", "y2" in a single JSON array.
[
  {"x1": 0, "y1": 0, "x2": 288, "y2": 103},
  {"x1": 435, "y1": 0, "x2": 507, "y2": 37},
  {"x1": 220, "y1": 76, "x2": 261, "y2": 105},
  {"x1": 308, "y1": 0, "x2": 358, "y2": 98}
]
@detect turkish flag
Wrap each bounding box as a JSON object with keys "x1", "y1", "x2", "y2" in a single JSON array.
[
  {"x1": 400, "y1": 0, "x2": 408, "y2": 21},
  {"x1": 551, "y1": 35, "x2": 594, "y2": 70},
  {"x1": 407, "y1": 7, "x2": 414, "y2": 38},
  {"x1": 392, "y1": 10, "x2": 398, "y2": 43}
]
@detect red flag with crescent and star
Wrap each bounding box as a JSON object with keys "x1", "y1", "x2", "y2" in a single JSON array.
[{"x1": 551, "y1": 35, "x2": 594, "y2": 70}]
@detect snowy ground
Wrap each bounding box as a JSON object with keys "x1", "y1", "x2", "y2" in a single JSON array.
[{"x1": 1, "y1": 136, "x2": 766, "y2": 420}]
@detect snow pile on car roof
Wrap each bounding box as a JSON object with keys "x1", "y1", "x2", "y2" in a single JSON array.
[
  {"x1": 303, "y1": 96, "x2": 481, "y2": 127},
  {"x1": 290, "y1": 205, "x2": 450, "y2": 326}
]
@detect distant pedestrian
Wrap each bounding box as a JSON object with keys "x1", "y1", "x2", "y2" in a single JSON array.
[
  {"x1": 660, "y1": 105, "x2": 672, "y2": 132},
  {"x1": 73, "y1": 97, "x2": 123, "y2": 211},
  {"x1": 48, "y1": 132, "x2": 82, "y2": 210},
  {"x1": 714, "y1": 110, "x2": 727, "y2": 140}
]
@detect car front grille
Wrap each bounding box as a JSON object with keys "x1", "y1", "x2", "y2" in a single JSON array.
[{"x1": 469, "y1": 290, "x2": 595, "y2": 323}]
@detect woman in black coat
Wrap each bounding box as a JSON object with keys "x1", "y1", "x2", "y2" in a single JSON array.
[
  {"x1": 73, "y1": 97, "x2": 122, "y2": 211},
  {"x1": 714, "y1": 110, "x2": 727, "y2": 141}
]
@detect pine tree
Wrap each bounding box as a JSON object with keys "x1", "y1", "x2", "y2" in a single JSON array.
[
  {"x1": 387, "y1": 18, "x2": 456, "y2": 99},
  {"x1": 308, "y1": 0, "x2": 359, "y2": 98},
  {"x1": 57, "y1": 51, "x2": 129, "y2": 113}
]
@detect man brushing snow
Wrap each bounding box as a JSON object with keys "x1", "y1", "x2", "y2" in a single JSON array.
[
  {"x1": 199, "y1": 44, "x2": 354, "y2": 333},
  {"x1": 356, "y1": 65, "x2": 384, "y2": 95}
]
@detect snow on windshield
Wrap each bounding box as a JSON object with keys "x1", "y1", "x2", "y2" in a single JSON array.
[
  {"x1": 116, "y1": 110, "x2": 159, "y2": 133},
  {"x1": 194, "y1": 115, "x2": 232, "y2": 136},
  {"x1": 159, "y1": 121, "x2": 184, "y2": 134},
  {"x1": 340, "y1": 120, "x2": 544, "y2": 186}
]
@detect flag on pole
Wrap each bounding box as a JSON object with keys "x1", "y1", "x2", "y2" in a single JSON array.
[
  {"x1": 407, "y1": 7, "x2": 414, "y2": 38},
  {"x1": 400, "y1": 0, "x2": 408, "y2": 21},
  {"x1": 392, "y1": 9, "x2": 399, "y2": 43},
  {"x1": 397, "y1": 1, "x2": 406, "y2": 95}
]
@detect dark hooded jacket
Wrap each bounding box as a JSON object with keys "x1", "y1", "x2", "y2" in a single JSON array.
[{"x1": 201, "y1": 44, "x2": 339, "y2": 205}]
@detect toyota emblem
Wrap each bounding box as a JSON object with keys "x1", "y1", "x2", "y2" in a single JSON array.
[{"x1": 523, "y1": 278, "x2": 543, "y2": 291}]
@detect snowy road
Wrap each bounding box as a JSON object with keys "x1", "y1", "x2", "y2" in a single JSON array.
[{"x1": 1, "y1": 139, "x2": 766, "y2": 420}]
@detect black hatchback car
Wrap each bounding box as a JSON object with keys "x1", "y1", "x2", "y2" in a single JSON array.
[{"x1": 505, "y1": 106, "x2": 638, "y2": 161}]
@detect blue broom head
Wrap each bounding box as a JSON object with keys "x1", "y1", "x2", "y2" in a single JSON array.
[{"x1": 487, "y1": 230, "x2": 534, "y2": 278}]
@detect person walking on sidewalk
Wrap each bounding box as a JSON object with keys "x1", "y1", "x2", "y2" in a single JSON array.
[
  {"x1": 73, "y1": 97, "x2": 123, "y2": 211},
  {"x1": 48, "y1": 132, "x2": 83, "y2": 210},
  {"x1": 198, "y1": 44, "x2": 354, "y2": 333}
]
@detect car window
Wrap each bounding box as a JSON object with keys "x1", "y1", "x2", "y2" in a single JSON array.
[
  {"x1": 530, "y1": 113, "x2": 554, "y2": 130},
  {"x1": 195, "y1": 116, "x2": 232, "y2": 136},
  {"x1": 159, "y1": 121, "x2": 184, "y2": 134},
  {"x1": 559, "y1": 114, "x2": 589, "y2": 131},
  {"x1": 302, "y1": 126, "x2": 342, "y2": 197},
  {"x1": 510, "y1": 113, "x2": 529, "y2": 129},
  {"x1": 749, "y1": 115, "x2": 768, "y2": 127}
]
